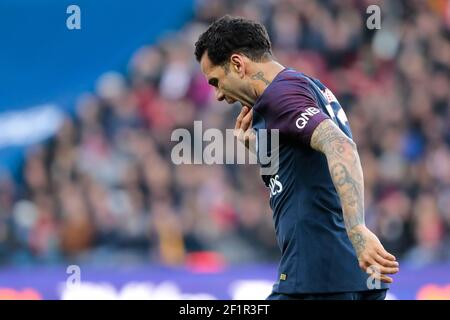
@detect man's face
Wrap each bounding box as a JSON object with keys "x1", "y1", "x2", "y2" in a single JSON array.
[
  {"x1": 332, "y1": 163, "x2": 347, "y2": 186},
  {"x1": 200, "y1": 52, "x2": 249, "y2": 106}
]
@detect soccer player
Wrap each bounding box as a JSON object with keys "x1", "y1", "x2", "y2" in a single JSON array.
[{"x1": 194, "y1": 15, "x2": 399, "y2": 300}]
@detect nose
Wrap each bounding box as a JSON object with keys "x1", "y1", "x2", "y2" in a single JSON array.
[{"x1": 215, "y1": 88, "x2": 225, "y2": 101}]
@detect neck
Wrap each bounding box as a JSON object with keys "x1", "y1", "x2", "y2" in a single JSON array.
[{"x1": 248, "y1": 60, "x2": 285, "y2": 105}]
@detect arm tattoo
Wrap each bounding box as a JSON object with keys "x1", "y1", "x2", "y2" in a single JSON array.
[
  {"x1": 311, "y1": 120, "x2": 366, "y2": 255},
  {"x1": 251, "y1": 71, "x2": 271, "y2": 86},
  {"x1": 329, "y1": 162, "x2": 365, "y2": 229},
  {"x1": 348, "y1": 230, "x2": 366, "y2": 257}
]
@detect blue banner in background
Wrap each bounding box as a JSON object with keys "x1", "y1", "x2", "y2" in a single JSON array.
[
  {"x1": 0, "y1": 0, "x2": 194, "y2": 174},
  {"x1": 0, "y1": 264, "x2": 449, "y2": 300},
  {"x1": 0, "y1": 0, "x2": 193, "y2": 112}
]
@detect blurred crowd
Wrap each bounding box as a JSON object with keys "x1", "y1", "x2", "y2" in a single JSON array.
[{"x1": 0, "y1": 0, "x2": 450, "y2": 269}]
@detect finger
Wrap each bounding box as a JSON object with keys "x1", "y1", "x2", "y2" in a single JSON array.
[
  {"x1": 365, "y1": 256, "x2": 399, "y2": 275},
  {"x1": 244, "y1": 129, "x2": 256, "y2": 140},
  {"x1": 236, "y1": 129, "x2": 245, "y2": 142},
  {"x1": 234, "y1": 107, "x2": 248, "y2": 131},
  {"x1": 242, "y1": 129, "x2": 256, "y2": 143},
  {"x1": 379, "y1": 274, "x2": 393, "y2": 283},
  {"x1": 240, "y1": 109, "x2": 253, "y2": 132},
  {"x1": 376, "y1": 247, "x2": 397, "y2": 261},
  {"x1": 236, "y1": 130, "x2": 247, "y2": 142},
  {"x1": 234, "y1": 107, "x2": 250, "y2": 138},
  {"x1": 244, "y1": 130, "x2": 256, "y2": 150},
  {"x1": 374, "y1": 254, "x2": 399, "y2": 268},
  {"x1": 377, "y1": 266, "x2": 399, "y2": 275},
  {"x1": 366, "y1": 267, "x2": 393, "y2": 283}
]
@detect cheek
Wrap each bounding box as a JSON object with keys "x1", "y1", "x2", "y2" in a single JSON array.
[
  {"x1": 221, "y1": 77, "x2": 233, "y2": 89},
  {"x1": 220, "y1": 83, "x2": 235, "y2": 97},
  {"x1": 222, "y1": 79, "x2": 244, "y2": 96},
  {"x1": 220, "y1": 83, "x2": 230, "y2": 93}
]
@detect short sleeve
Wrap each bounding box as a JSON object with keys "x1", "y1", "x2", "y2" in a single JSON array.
[{"x1": 262, "y1": 78, "x2": 330, "y2": 146}]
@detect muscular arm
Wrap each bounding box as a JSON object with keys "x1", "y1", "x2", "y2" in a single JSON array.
[
  {"x1": 311, "y1": 119, "x2": 399, "y2": 282},
  {"x1": 310, "y1": 119, "x2": 365, "y2": 250}
]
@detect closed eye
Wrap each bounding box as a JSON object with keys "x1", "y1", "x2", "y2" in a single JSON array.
[{"x1": 208, "y1": 78, "x2": 219, "y2": 87}]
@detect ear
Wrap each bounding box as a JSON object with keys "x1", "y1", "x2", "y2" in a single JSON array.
[{"x1": 230, "y1": 54, "x2": 245, "y2": 78}]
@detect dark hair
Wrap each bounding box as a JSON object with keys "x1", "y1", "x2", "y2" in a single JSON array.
[{"x1": 194, "y1": 15, "x2": 272, "y2": 66}]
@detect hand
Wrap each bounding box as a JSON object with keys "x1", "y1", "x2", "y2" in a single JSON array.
[
  {"x1": 234, "y1": 106, "x2": 255, "y2": 149},
  {"x1": 348, "y1": 225, "x2": 399, "y2": 283}
]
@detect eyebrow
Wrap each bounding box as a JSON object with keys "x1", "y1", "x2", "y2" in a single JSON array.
[{"x1": 208, "y1": 78, "x2": 218, "y2": 87}]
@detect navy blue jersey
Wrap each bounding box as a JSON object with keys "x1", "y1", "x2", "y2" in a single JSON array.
[{"x1": 252, "y1": 68, "x2": 388, "y2": 294}]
